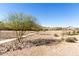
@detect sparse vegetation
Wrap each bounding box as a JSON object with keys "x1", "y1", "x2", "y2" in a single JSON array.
[
  {"x1": 0, "y1": 13, "x2": 79, "y2": 55},
  {"x1": 65, "y1": 37, "x2": 78, "y2": 43},
  {"x1": 0, "y1": 13, "x2": 43, "y2": 42},
  {"x1": 0, "y1": 13, "x2": 45, "y2": 55},
  {"x1": 66, "y1": 30, "x2": 79, "y2": 35},
  {"x1": 54, "y1": 34, "x2": 59, "y2": 37},
  {"x1": 0, "y1": 38, "x2": 62, "y2": 55},
  {"x1": 29, "y1": 39, "x2": 61, "y2": 46}
]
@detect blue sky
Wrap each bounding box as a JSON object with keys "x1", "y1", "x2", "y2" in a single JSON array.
[{"x1": 0, "y1": 3, "x2": 79, "y2": 27}]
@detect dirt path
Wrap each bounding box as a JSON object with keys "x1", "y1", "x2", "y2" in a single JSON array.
[
  {"x1": 0, "y1": 31, "x2": 63, "y2": 44},
  {"x1": 0, "y1": 32, "x2": 37, "y2": 44}
]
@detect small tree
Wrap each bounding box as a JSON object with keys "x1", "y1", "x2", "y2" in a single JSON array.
[{"x1": 7, "y1": 13, "x2": 38, "y2": 43}]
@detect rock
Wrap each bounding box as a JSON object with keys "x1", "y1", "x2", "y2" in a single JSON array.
[{"x1": 0, "y1": 47, "x2": 7, "y2": 54}]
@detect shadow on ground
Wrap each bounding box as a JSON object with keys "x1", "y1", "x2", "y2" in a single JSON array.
[
  {"x1": 27, "y1": 39, "x2": 61, "y2": 46},
  {"x1": 0, "y1": 38, "x2": 61, "y2": 55}
]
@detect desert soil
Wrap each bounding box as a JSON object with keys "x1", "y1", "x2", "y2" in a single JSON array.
[
  {"x1": 0, "y1": 31, "x2": 36, "y2": 40},
  {"x1": 1, "y1": 30, "x2": 79, "y2": 56}
]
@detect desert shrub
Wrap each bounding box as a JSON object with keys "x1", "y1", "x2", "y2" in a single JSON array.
[
  {"x1": 61, "y1": 37, "x2": 65, "y2": 41},
  {"x1": 54, "y1": 34, "x2": 59, "y2": 37},
  {"x1": 67, "y1": 32, "x2": 71, "y2": 35},
  {"x1": 55, "y1": 27, "x2": 63, "y2": 30},
  {"x1": 73, "y1": 30, "x2": 76, "y2": 35},
  {"x1": 65, "y1": 37, "x2": 78, "y2": 43},
  {"x1": 0, "y1": 21, "x2": 5, "y2": 30},
  {"x1": 77, "y1": 30, "x2": 79, "y2": 33},
  {"x1": 66, "y1": 30, "x2": 79, "y2": 35}
]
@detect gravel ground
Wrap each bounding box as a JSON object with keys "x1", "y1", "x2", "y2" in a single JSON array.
[
  {"x1": 1, "y1": 30, "x2": 79, "y2": 56},
  {"x1": 2, "y1": 42, "x2": 79, "y2": 56}
]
